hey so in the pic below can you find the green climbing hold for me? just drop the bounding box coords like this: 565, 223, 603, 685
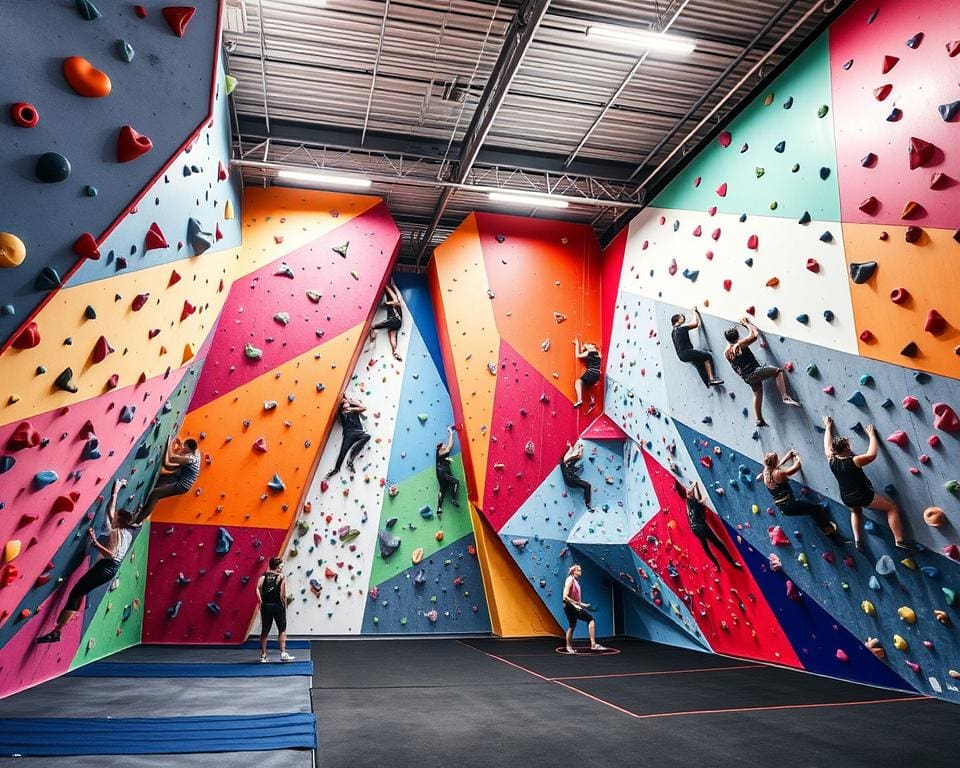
945, 480, 959, 495
755, 167, 765, 178
417, 414, 428, 423
244, 343, 263, 360
76, 0, 101, 20
225, 75, 238, 95
117, 39, 135, 62
769, 201, 778, 210
806, 364, 819, 377
85, 185, 98, 197
943, 587, 956, 606
817, 104, 829, 118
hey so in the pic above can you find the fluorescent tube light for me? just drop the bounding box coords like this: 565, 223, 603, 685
488, 191, 570, 209
276, 170, 372, 188
586, 26, 696, 55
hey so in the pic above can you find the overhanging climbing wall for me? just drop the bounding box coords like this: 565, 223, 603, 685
603, 0, 960, 702
0, 2, 238, 697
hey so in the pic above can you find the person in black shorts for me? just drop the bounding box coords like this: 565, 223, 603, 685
572, 338, 601, 408
723, 317, 800, 427
138, 435, 201, 521
823, 415, 909, 551
369, 280, 403, 361
435, 425, 461, 516
562, 564, 606, 654
37, 479, 137, 643
561, 441, 593, 511
325, 396, 371, 479
670, 307, 723, 388
677, 479, 741, 571
257, 557, 295, 662
759, 449, 848, 546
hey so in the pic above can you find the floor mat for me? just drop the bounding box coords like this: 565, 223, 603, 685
68, 660, 313, 678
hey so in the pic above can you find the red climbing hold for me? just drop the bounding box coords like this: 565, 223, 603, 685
716, 182, 727, 197
217, 161, 228, 181
117, 125, 153, 162
161, 6, 196, 37
881, 55, 899, 74
169, 270, 182, 286
747, 234, 759, 250
215, 223, 223, 241
948, 40, 960, 57
132, 293, 150, 311
52, 494, 77, 513
722, 279, 732, 292
10, 102, 39, 128
805, 258, 820, 273
2, 565, 18, 587
7, 422, 40, 451
252, 437, 268, 453
873, 84, 892, 101
769, 526, 790, 546
145, 222, 169, 251
944, 544, 960, 560
908, 137, 935, 170
785, 580, 801, 601
699, 456, 713, 469
73, 232, 100, 260
745, 306, 756, 316
718, 131, 732, 148
91, 335, 114, 363
711, 228, 721, 240
900, 200, 922, 220
11, 322, 40, 350
180, 300, 196, 321
904, 226, 922, 244
924, 309, 947, 335
890, 287, 909, 304
886, 430, 908, 447
858, 196, 879, 215
134, 4, 147, 17
902, 395, 919, 411
932, 403, 960, 432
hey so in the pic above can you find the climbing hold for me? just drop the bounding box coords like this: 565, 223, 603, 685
835, 649, 848, 663
865, 638, 884, 659
766, 307, 779, 320
411, 547, 424, 565
3, 540, 21, 563
273, 312, 290, 326
782, 96, 793, 109
332, 242, 349, 257
0, 232, 26, 268
892, 635, 908, 651
131, 293, 150, 311
939, 101, 960, 122
908, 137, 935, 170
54, 367, 78, 393
944, 587, 957, 606
859, 330, 873, 342
12, 322, 41, 350
901, 200, 922, 220
117, 125, 153, 163
187, 218, 213, 254
932, 403, 960, 432
62, 56, 112, 97
161, 6, 197, 37
805, 258, 820, 273
72, 232, 100, 261
796, 314, 809, 325
768, 526, 790, 547
267, 473, 285, 492
747, 234, 759, 250
861, 600, 876, 616
7, 422, 40, 452
91, 335, 114, 363
0, 457, 14, 474
765, 277, 779, 287
682, 269, 699, 282
905, 32, 923, 49
861, 152, 877, 167
886, 431, 908, 448
35, 152, 71, 183
118, 405, 136, 423
774, 141, 785, 153
145, 222, 168, 251
117, 39, 135, 62
252, 437, 268, 453
898, 606, 917, 624
944, 545, 960, 560
785, 580, 801, 601
715, 182, 727, 197
847, 390, 866, 407
823, 309, 834, 322
180, 300, 196, 322
923, 310, 947, 335
819, 167, 831, 180
904, 226, 922, 244
873, 84, 892, 101
881, 55, 899, 73
875, 555, 895, 577
858, 196, 879, 215
10, 102, 39, 128
886, 108, 902, 122
215, 527, 234, 554
717, 131, 731, 148
33, 470, 58, 489
935, 610, 951, 625
379, 530, 400, 559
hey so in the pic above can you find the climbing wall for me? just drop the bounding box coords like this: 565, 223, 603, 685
0, 1, 237, 697
602, 0, 960, 702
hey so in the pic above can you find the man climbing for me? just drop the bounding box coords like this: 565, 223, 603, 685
562, 564, 607, 654
572, 338, 601, 409
677, 478, 742, 571
37, 479, 137, 644
368, 280, 403, 361
138, 434, 201, 521
723, 317, 800, 427
325, 396, 371, 479
560, 441, 594, 511
670, 306, 723, 388
822, 415, 911, 551
435, 425, 460, 517
257, 557, 295, 663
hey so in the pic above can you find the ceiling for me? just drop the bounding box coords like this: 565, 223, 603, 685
225, 0, 850, 268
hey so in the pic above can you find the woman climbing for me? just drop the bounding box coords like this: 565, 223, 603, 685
823, 415, 911, 551
37, 479, 137, 644
758, 449, 848, 546
369, 280, 403, 361
324, 396, 371, 479
670, 306, 723, 388
677, 478, 742, 571
723, 317, 800, 427
560, 441, 594, 511
572, 337, 601, 408
562, 564, 607, 654
435, 425, 460, 516
138, 435, 201, 521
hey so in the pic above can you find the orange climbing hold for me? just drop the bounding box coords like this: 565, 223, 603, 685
62, 56, 112, 97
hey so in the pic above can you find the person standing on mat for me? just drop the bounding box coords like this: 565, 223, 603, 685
37, 479, 137, 644
822, 415, 911, 551
677, 479, 741, 571
561, 441, 594, 511
562, 564, 606, 654
325, 396, 371, 479
723, 317, 800, 427
758, 449, 849, 546
670, 307, 723, 388
435, 425, 460, 517
257, 557, 295, 663
138, 435, 201, 521
572, 338, 601, 408
368, 280, 403, 361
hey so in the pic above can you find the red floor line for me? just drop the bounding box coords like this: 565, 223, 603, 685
629, 695, 930, 720
456, 640, 551, 682
551, 664, 765, 682
551, 679, 642, 719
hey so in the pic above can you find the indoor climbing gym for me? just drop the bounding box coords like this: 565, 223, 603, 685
2, 1, 960, 766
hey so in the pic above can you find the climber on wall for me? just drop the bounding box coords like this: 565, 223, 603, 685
435, 425, 460, 517
368, 280, 403, 361
324, 395, 371, 479
572, 337, 601, 408
562, 564, 607, 654
677, 478, 742, 571
37, 479, 137, 644
137, 435, 201, 521
758, 449, 849, 546
723, 317, 800, 427
822, 415, 912, 551
560, 441, 594, 511
257, 557, 295, 663
670, 306, 723, 388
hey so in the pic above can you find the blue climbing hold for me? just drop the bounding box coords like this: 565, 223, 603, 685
215, 527, 234, 554
796, 313, 809, 324
267, 473, 285, 492
875, 555, 896, 576
119, 405, 136, 423
34, 470, 58, 489
167, 601, 182, 618
0, 456, 15, 474
868, 575, 881, 590
767, 307, 779, 320
939, 100, 960, 122
1, 305, 14, 317
187, 218, 214, 255
847, 390, 866, 407
420, 505, 433, 519
682, 269, 699, 282
774, 140, 786, 153
35, 266, 62, 291
921, 565, 940, 579
859, 374, 874, 386
823, 310, 834, 322
82, 437, 101, 460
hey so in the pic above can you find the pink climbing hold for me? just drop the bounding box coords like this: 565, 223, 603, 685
944, 544, 960, 560
890, 287, 909, 304
145, 222, 168, 251
835, 648, 848, 662
768, 526, 790, 546
932, 403, 960, 432
924, 309, 947, 335
716, 182, 728, 197
711, 228, 721, 240
718, 131, 732, 148
785, 580, 801, 601
902, 395, 919, 411
908, 137, 935, 170
905, 660, 921, 674
252, 437, 268, 453
886, 430, 908, 447
823, 385, 835, 395
927, 435, 941, 448
805, 258, 819, 273
668, 259, 677, 276
692, 225, 701, 237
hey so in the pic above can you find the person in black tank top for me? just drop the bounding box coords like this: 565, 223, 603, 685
369, 280, 403, 361
138, 435, 202, 521
573, 338, 601, 409
257, 558, 295, 662
759, 450, 847, 545
670, 307, 723, 388
561, 441, 593, 510
676, 479, 741, 571
723, 318, 800, 427
822, 416, 911, 551
435, 425, 461, 516
325, 396, 372, 479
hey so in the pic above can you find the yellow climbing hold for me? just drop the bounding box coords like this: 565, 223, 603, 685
898, 606, 917, 624
224, 199, 235, 220
0, 232, 26, 268
751, 504, 759, 515
412, 547, 424, 565
3, 540, 21, 563
900, 557, 916, 570
893, 634, 908, 651
797, 552, 809, 567
861, 600, 876, 616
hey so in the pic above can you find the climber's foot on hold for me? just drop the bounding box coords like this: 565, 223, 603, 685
450, 497, 460, 508
346, 461, 355, 474
708, 378, 723, 387
782, 397, 801, 407
895, 539, 918, 551
732, 561, 743, 570
324, 469, 337, 480
36, 631, 61, 644
756, 419, 769, 428
855, 540, 864, 552
573, 401, 582, 408
393, 351, 402, 361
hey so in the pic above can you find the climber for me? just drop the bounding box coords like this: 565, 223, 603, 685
560, 441, 593, 511
137, 435, 201, 521
257, 557, 295, 663
368, 280, 403, 361
677, 478, 742, 571
822, 415, 911, 551
670, 307, 723, 387
723, 317, 800, 427
572, 338, 601, 408
758, 449, 848, 546
435, 425, 460, 516
562, 564, 607, 653
37, 479, 136, 644
324, 396, 371, 479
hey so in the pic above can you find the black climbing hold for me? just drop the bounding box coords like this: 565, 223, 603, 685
35, 266, 62, 291
739, 213, 747, 223
849, 261, 877, 284
953, 229, 960, 244
900, 341, 919, 358
842, 59, 854, 70
867, 9, 878, 24
774, 140, 786, 153
0, 456, 15, 474
54, 367, 78, 393
819, 167, 831, 180
906, 32, 923, 49
886, 107, 902, 122
819, 230, 833, 243
35, 152, 71, 183
861, 152, 877, 167
84, 305, 97, 319
798, 211, 811, 225
782, 96, 793, 109
379, 530, 401, 559
913, 371, 930, 384
135, 443, 150, 459
940, 101, 960, 122
76, 0, 101, 20
880, 398, 894, 409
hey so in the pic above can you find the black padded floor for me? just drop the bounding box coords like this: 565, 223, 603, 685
313, 637, 960, 768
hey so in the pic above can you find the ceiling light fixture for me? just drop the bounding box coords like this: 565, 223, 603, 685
586, 25, 696, 55
488, 191, 570, 209
276, 170, 372, 189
